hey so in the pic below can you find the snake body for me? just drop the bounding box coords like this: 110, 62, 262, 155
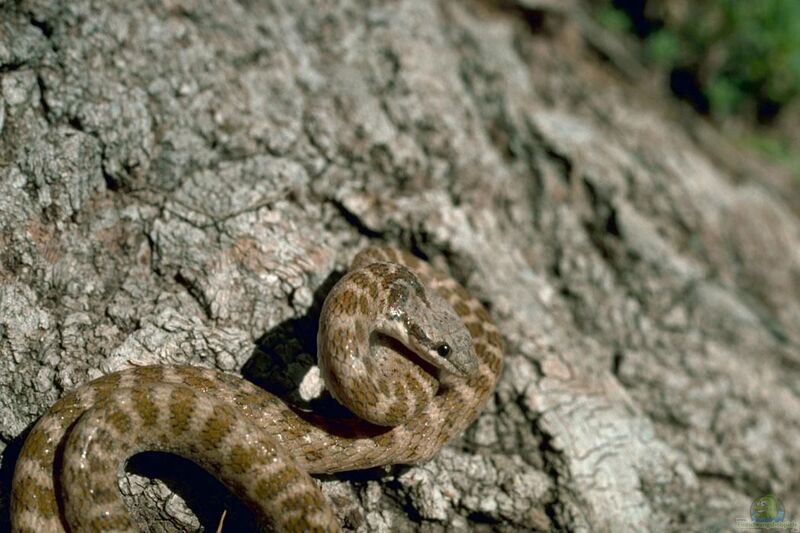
10, 247, 504, 532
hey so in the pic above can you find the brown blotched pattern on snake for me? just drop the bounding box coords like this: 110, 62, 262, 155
10, 246, 504, 532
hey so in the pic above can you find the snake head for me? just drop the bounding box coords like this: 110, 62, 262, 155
379, 269, 479, 379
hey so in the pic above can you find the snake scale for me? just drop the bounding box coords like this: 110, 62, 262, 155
10, 246, 504, 532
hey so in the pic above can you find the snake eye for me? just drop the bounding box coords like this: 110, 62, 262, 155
436, 343, 451, 358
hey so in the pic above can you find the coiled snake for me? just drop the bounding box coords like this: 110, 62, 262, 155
10, 246, 504, 532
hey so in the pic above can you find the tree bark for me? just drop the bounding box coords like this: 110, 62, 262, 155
1, 0, 799, 531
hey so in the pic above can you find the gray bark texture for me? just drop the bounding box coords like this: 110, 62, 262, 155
1, 0, 800, 531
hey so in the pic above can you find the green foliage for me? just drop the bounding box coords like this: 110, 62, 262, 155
597, 6, 632, 33
644, 29, 680, 68
600, 0, 800, 120
706, 78, 741, 117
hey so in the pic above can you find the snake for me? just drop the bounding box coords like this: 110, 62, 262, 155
10, 246, 504, 532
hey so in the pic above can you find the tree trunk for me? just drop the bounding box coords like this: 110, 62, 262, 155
1, 0, 799, 531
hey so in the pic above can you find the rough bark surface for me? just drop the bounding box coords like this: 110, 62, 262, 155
1, 0, 799, 531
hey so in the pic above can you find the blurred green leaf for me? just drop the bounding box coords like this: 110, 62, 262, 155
597, 7, 632, 33
707, 78, 743, 116
645, 30, 681, 67
599, 0, 800, 120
